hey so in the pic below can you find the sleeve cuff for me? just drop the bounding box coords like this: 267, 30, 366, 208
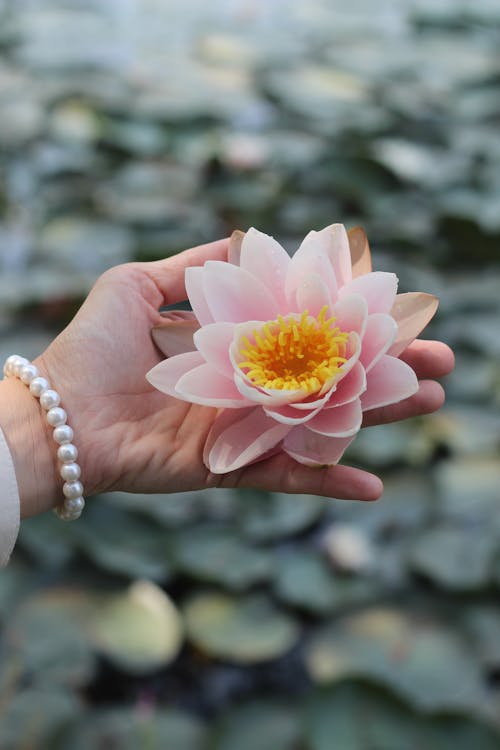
0, 425, 21, 566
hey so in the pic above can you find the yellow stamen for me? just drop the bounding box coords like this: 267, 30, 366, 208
238, 306, 349, 394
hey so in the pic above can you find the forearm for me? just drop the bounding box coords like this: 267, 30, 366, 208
0, 360, 59, 519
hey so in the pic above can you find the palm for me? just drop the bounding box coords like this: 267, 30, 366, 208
41, 264, 219, 497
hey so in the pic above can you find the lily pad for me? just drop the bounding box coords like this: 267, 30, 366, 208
183, 592, 299, 664
214, 700, 302, 750
59, 707, 208, 750
273, 549, 381, 615
3, 589, 96, 688
170, 525, 272, 590
87, 581, 183, 674
73, 504, 172, 582
305, 681, 500, 750
237, 490, 326, 542
0, 689, 82, 750
305, 607, 486, 712
409, 525, 497, 590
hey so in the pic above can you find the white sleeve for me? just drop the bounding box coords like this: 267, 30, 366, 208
0, 425, 21, 567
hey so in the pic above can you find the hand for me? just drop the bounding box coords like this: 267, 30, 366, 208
4, 240, 454, 518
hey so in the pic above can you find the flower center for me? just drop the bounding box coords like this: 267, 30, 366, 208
238, 306, 349, 394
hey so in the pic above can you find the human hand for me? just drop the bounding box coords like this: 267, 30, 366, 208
4, 240, 453, 518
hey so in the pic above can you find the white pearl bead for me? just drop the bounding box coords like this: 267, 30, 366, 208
20, 364, 39, 384
57, 443, 78, 463
12, 357, 29, 377
53, 425, 74, 444
3, 356, 21, 376
63, 480, 84, 499
30, 376, 49, 397
55, 506, 81, 521
64, 496, 85, 513
40, 389, 61, 410
60, 462, 81, 482
47, 406, 67, 427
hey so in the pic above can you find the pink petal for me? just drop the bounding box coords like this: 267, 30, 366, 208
283, 427, 355, 467
152, 313, 200, 357
315, 223, 353, 288
285, 232, 338, 309
361, 355, 419, 411
175, 363, 250, 407
360, 313, 398, 372
228, 229, 245, 265
388, 292, 439, 357
325, 362, 366, 408
307, 399, 362, 437
339, 272, 398, 314
240, 228, 290, 312
204, 407, 290, 473
263, 401, 324, 426
295, 273, 333, 317
146, 351, 205, 396
185, 267, 215, 326
193, 322, 235, 378
234, 372, 306, 407
333, 293, 368, 337
348, 226, 372, 278
202, 260, 278, 322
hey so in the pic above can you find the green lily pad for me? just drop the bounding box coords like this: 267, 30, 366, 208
305, 681, 500, 750
73, 504, 172, 582
170, 525, 272, 590
183, 592, 299, 664
273, 549, 381, 615
409, 525, 497, 590
305, 607, 486, 712
214, 700, 302, 750
0, 688, 82, 750
3, 589, 96, 688
237, 490, 326, 542
18, 512, 76, 568
463, 606, 500, 669
87, 580, 183, 674
59, 707, 208, 750
105, 490, 203, 527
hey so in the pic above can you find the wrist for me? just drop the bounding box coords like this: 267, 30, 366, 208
0, 364, 60, 519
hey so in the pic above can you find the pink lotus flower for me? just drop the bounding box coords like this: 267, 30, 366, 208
147, 225, 438, 473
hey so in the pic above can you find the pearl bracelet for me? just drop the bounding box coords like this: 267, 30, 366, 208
3, 355, 85, 521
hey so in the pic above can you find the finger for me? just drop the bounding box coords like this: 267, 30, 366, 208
216, 451, 383, 501
399, 340, 455, 379
362, 379, 445, 428
144, 238, 229, 305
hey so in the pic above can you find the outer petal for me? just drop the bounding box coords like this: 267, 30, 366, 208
228, 229, 245, 265
263, 400, 324, 426
307, 399, 362, 437
193, 322, 235, 378
339, 272, 398, 314
283, 427, 355, 467
347, 226, 372, 278
361, 355, 419, 411
325, 361, 366, 408
185, 267, 215, 326
202, 260, 278, 322
146, 351, 205, 396
388, 292, 439, 357
240, 228, 290, 312
333, 293, 368, 337
204, 407, 290, 473
175, 363, 250, 407
360, 313, 398, 373
152, 312, 199, 357
295, 272, 333, 317
315, 223, 353, 288
285, 232, 338, 309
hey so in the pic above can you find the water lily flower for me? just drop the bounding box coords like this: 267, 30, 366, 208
147, 225, 438, 473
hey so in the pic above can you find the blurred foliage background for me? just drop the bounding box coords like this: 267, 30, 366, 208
1, 0, 500, 748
